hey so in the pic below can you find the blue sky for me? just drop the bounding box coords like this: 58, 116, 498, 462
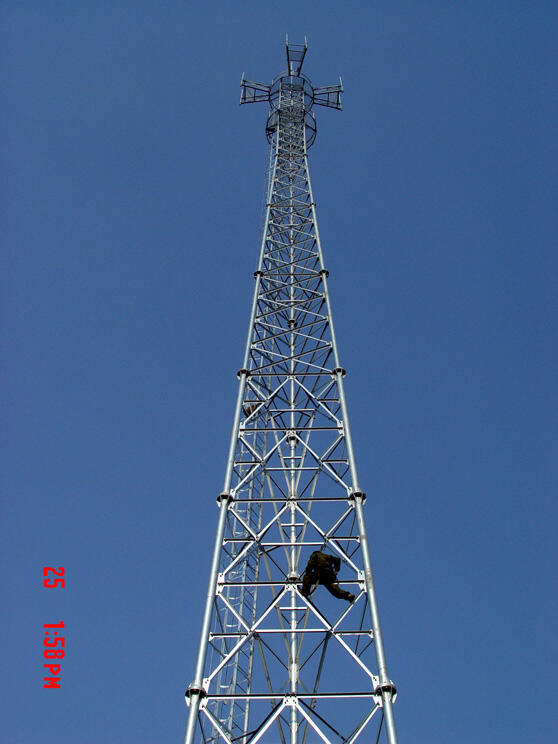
2, 2, 556, 742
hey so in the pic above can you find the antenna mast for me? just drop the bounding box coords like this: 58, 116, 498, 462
184, 39, 399, 744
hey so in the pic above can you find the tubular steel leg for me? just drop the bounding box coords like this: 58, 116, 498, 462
184, 498, 229, 744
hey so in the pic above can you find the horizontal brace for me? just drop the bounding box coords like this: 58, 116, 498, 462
235, 461, 349, 467
218, 580, 361, 587
252, 467, 348, 472
277, 606, 308, 611
231, 497, 352, 502
244, 408, 338, 413
206, 693, 377, 700
218, 581, 290, 586
247, 372, 338, 377
240, 427, 342, 433
222, 540, 360, 548
223, 541, 345, 546
210, 629, 371, 637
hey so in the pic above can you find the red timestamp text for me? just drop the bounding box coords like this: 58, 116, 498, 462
43, 567, 66, 689
43, 566, 65, 588
44, 622, 65, 688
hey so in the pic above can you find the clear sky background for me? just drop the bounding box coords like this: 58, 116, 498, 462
2, 2, 556, 743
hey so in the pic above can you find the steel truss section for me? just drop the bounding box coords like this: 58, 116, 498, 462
184, 40, 399, 744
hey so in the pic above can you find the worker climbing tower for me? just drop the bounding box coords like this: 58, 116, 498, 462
184, 39, 399, 744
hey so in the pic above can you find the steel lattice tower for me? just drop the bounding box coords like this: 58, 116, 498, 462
184, 39, 399, 744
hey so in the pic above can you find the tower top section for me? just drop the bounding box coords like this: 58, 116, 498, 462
285, 34, 307, 75
240, 37, 343, 147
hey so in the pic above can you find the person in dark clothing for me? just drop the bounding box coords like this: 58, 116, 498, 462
300, 551, 355, 602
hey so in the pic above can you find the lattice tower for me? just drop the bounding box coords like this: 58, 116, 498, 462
184, 38, 399, 744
